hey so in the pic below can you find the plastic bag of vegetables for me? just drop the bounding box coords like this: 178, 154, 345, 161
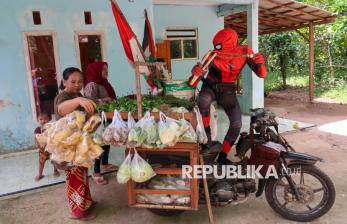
131, 149, 156, 183
178, 117, 197, 143
117, 152, 132, 184
141, 115, 159, 148
103, 109, 128, 146
194, 107, 208, 144
127, 112, 136, 130
158, 112, 185, 147
127, 112, 151, 147
93, 111, 107, 146
113, 110, 129, 145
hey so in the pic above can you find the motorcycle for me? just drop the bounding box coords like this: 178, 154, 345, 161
147, 108, 335, 222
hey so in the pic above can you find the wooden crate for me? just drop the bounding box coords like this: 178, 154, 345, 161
125, 143, 200, 210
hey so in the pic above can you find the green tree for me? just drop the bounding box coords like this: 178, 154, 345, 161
260, 32, 301, 88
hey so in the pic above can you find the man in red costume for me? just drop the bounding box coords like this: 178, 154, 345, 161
188, 28, 267, 164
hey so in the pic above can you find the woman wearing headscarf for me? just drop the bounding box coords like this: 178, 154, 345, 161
84, 61, 118, 185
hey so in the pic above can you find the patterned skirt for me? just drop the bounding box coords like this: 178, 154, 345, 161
66, 166, 92, 218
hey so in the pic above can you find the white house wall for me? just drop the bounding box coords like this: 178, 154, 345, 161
153, 5, 224, 80
0, 0, 153, 152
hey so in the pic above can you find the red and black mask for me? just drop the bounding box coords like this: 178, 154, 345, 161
213, 28, 238, 53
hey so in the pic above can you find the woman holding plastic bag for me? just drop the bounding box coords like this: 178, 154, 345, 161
84, 61, 118, 185
54, 67, 97, 221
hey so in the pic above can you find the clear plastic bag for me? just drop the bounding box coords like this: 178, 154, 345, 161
127, 112, 151, 148
131, 149, 156, 183
194, 107, 208, 144
83, 114, 101, 133
141, 115, 158, 148
117, 152, 132, 184
103, 109, 128, 146
67, 111, 86, 130
127, 112, 136, 131
93, 112, 107, 146
158, 112, 181, 147
178, 116, 197, 143
73, 133, 103, 168
113, 110, 128, 146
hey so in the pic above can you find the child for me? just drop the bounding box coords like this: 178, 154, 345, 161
54, 67, 97, 221
34, 111, 60, 181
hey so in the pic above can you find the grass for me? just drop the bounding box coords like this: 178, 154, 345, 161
315, 85, 347, 103
265, 71, 347, 104
265, 72, 308, 92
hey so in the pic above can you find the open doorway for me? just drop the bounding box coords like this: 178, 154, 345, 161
23, 32, 60, 119
75, 31, 106, 75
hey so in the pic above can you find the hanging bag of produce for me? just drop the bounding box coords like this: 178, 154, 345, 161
158, 112, 178, 146
131, 149, 156, 183
127, 112, 136, 130
178, 114, 197, 143
117, 151, 133, 184
127, 112, 151, 147
93, 111, 107, 146
102, 109, 127, 146
141, 114, 159, 148
158, 112, 187, 146
113, 110, 129, 146
102, 109, 118, 145
194, 107, 208, 144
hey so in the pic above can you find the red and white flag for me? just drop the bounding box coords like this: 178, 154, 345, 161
110, 0, 150, 76
142, 9, 156, 58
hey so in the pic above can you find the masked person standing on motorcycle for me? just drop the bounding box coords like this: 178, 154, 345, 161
188, 28, 267, 164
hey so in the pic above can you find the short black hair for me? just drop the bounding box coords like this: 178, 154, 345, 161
59, 67, 82, 90
38, 110, 51, 119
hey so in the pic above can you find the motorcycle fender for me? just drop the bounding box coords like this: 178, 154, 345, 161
282, 151, 322, 166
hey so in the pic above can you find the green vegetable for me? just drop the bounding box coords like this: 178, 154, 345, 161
96, 95, 194, 113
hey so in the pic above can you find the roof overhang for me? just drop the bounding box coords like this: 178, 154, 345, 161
153, 0, 337, 36
224, 0, 337, 36
153, 0, 253, 6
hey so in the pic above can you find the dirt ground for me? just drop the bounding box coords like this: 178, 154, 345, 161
1, 92, 347, 224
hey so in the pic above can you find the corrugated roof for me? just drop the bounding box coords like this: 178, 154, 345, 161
225, 0, 337, 36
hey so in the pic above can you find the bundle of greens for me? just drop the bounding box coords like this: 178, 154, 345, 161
96, 95, 194, 113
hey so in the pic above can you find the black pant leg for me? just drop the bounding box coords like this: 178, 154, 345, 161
101, 145, 111, 165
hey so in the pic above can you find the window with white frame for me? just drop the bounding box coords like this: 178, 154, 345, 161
166, 28, 198, 60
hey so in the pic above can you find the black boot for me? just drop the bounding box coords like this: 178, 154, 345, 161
217, 151, 233, 165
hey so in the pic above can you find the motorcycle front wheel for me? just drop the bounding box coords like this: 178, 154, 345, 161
265, 165, 335, 222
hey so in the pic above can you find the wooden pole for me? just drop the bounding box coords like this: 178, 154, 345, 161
200, 155, 215, 224
309, 22, 315, 103
135, 64, 143, 118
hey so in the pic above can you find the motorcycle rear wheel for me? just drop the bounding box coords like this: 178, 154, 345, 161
265, 165, 335, 222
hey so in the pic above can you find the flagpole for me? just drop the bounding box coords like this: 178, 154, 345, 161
135, 63, 142, 118
111, 0, 147, 118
